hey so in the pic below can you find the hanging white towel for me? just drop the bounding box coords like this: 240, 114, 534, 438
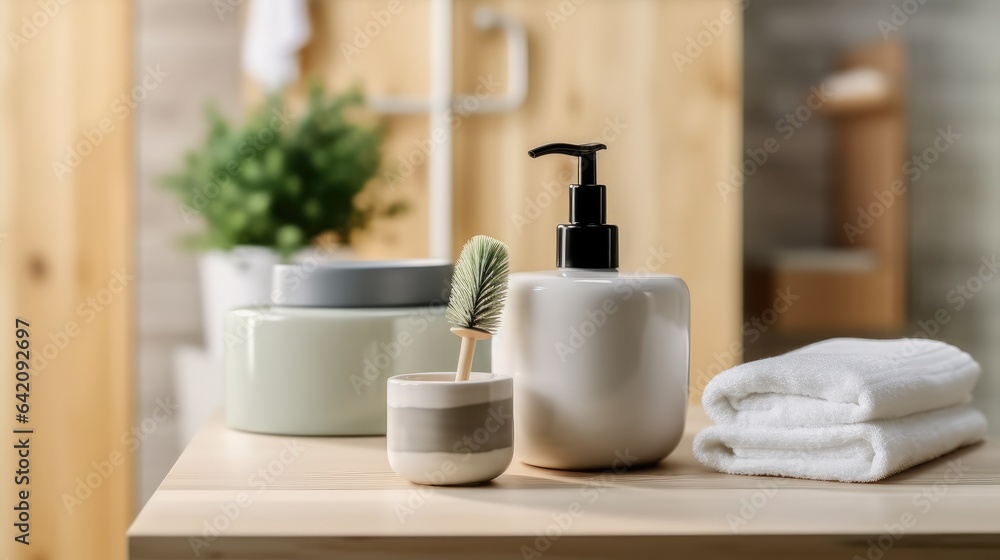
702, 338, 981, 428
693, 404, 987, 482
242, 0, 311, 92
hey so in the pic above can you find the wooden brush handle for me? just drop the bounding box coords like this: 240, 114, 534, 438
455, 337, 476, 382
451, 327, 492, 382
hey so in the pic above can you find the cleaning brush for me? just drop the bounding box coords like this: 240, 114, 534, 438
447, 235, 510, 381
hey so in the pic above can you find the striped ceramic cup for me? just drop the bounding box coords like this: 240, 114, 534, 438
387, 372, 513, 485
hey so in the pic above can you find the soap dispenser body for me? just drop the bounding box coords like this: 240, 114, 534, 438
493, 270, 689, 470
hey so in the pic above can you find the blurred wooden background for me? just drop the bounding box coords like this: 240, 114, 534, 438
297, 0, 743, 398
0, 0, 740, 558
0, 1, 132, 560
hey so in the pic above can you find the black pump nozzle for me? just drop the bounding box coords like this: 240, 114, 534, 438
528, 142, 618, 270
528, 142, 606, 186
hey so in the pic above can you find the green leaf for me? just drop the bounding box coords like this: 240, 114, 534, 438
275, 225, 303, 252
245, 192, 271, 215
159, 85, 399, 254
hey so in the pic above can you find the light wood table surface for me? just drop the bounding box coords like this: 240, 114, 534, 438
128, 408, 1000, 559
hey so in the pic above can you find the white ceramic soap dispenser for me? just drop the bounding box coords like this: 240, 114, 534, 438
493, 142, 690, 471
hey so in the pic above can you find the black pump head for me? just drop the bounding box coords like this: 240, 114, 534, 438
528, 142, 619, 269
528, 142, 606, 185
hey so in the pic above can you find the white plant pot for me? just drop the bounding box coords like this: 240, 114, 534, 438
198, 246, 282, 362
198, 245, 354, 361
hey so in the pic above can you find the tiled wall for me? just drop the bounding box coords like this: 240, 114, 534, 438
744, 0, 1000, 429
136, 0, 242, 509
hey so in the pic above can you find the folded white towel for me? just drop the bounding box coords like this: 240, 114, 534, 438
703, 338, 980, 428
693, 405, 987, 482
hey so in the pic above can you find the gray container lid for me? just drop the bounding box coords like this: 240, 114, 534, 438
273, 259, 453, 308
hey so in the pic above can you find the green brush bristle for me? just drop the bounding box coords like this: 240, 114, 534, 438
446, 235, 510, 334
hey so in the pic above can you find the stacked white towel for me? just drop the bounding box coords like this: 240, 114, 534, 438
694, 338, 988, 482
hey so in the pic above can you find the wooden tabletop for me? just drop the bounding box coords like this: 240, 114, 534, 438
128, 408, 1000, 560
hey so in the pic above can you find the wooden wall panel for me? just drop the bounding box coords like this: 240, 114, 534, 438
297, 0, 741, 396
0, 1, 133, 559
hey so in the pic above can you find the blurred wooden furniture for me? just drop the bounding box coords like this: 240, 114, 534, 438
129, 408, 1000, 559
0, 2, 133, 559
760, 40, 907, 333
292, 0, 743, 394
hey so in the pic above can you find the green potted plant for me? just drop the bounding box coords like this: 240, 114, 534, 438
164, 86, 403, 359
